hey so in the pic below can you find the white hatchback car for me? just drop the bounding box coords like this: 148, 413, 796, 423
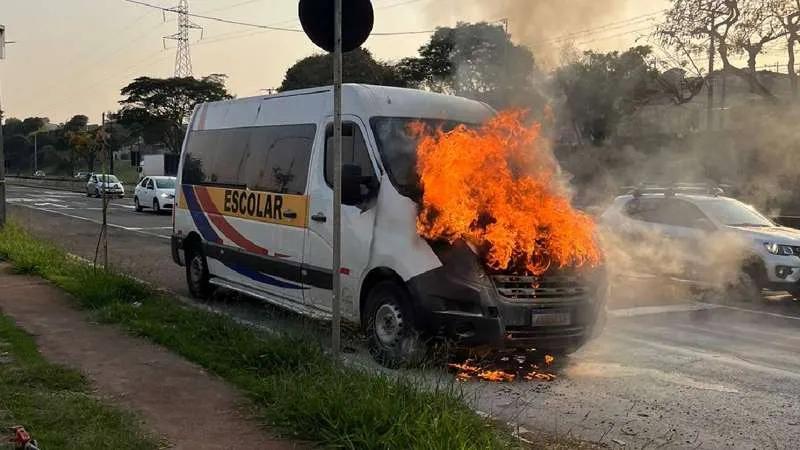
600, 185, 800, 300
134, 176, 176, 213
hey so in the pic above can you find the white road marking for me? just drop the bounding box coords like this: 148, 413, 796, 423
608, 303, 722, 318
12, 203, 170, 240
614, 334, 800, 380
697, 302, 800, 322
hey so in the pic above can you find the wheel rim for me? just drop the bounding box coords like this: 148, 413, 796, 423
189, 255, 204, 291
374, 303, 404, 348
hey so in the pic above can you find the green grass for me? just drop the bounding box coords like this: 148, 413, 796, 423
0, 315, 161, 450
0, 223, 520, 450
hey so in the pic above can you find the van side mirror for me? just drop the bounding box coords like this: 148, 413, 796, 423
341, 164, 365, 206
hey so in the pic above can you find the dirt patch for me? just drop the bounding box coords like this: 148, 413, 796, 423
0, 264, 304, 450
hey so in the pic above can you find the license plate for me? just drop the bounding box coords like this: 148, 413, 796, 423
531, 312, 571, 327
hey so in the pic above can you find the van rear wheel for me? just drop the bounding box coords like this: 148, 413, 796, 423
365, 281, 424, 368
186, 245, 214, 300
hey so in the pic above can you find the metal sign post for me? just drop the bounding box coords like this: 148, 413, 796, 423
331, 0, 343, 357
0, 25, 7, 229
297, 0, 373, 359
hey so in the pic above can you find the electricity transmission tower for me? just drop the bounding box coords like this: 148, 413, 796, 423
163, 0, 202, 78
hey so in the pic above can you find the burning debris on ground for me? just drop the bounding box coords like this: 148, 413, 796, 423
448, 350, 558, 383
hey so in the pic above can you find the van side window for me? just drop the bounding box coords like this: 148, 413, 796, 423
324, 122, 375, 187
245, 124, 316, 195
209, 128, 249, 186
181, 131, 215, 185
181, 124, 315, 195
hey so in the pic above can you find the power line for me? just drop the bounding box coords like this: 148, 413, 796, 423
124, 0, 439, 36
125, 0, 304, 32
38, 49, 170, 117
199, 0, 265, 15
530, 11, 665, 46
574, 24, 659, 46
553, 10, 665, 41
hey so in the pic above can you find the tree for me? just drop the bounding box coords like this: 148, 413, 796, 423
555, 46, 661, 145
64, 115, 89, 132
278, 48, 407, 92
657, 0, 777, 99
2, 116, 51, 173
396, 22, 537, 109
118, 75, 233, 153
21, 117, 47, 135
65, 126, 106, 172
732, 0, 786, 85
768, 0, 800, 97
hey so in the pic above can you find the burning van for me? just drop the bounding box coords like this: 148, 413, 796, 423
171, 84, 608, 368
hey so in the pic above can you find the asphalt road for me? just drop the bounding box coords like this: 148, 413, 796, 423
6, 184, 800, 449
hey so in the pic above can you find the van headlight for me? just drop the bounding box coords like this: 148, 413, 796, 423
161, 193, 168, 198
764, 242, 794, 256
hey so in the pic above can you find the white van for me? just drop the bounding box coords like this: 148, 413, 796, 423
171, 84, 608, 367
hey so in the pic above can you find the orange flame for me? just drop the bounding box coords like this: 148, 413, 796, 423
413, 110, 600, 275
448, 354, 557, 383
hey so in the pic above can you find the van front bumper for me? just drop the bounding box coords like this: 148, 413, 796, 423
407, 242, 608, 353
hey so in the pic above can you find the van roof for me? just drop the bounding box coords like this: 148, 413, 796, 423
191, 84, 496, 131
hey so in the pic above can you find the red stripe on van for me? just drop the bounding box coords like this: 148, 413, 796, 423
193, 186, 272, 256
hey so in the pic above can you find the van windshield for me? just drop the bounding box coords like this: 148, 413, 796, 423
369, 117, 479, 199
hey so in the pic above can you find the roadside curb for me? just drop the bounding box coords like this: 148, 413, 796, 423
64, 253, 283, 336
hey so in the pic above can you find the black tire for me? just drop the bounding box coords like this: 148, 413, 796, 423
153, 198, 161, 214
134, 197, 143, 212
787, 288, 800, 300
364, 281, 424, 368
185, 245, 214, 300
94, 188, 100, 198
725, 270, 763, 303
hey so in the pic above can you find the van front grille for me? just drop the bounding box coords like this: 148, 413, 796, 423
491, 274, 591, 303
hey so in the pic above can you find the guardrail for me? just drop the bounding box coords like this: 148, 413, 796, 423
5, 176, 86, 193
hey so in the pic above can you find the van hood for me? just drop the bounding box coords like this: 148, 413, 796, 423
727, 225, 800, 244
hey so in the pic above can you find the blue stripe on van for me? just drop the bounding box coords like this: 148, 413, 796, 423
223, 262, 307, 291
182, 185, 221, 243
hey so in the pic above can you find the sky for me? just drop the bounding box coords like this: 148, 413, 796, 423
0, 0, 749, 125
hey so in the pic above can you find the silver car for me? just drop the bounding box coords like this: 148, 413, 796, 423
87, 173, 125, 198
599, 185, 800, 300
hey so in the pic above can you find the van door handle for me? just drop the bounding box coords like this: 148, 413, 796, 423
284, 210, 298, 219
311, 212, 327, 223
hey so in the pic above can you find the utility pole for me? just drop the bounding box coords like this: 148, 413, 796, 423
164, 0, 202, 78
706, 3, 715, 131
331, 0, 343, 358
0, 24, 8, 229
501, 18, 510, 107
101, 112, 108, 268
719, 69, 727, 129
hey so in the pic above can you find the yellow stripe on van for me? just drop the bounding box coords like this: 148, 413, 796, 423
178, 185, 309, 228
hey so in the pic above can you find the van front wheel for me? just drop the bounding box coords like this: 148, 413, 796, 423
365, 281, 424, 368
186, 245, 214, 300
